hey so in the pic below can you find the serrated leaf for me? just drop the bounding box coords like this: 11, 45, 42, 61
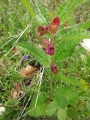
55, 96, 68, 108
54, 73, 78, 85
55, 27, 90, 62
54, 87, 79, 104
78, 21, 90, 30
67, 76, 81, 86
57, 107, 67, 120
57, 27, 90, 40
56, 0, 89, 24
55, 39, 79, 61
67, 108, 78, 119
35, 1, 49, 24
16, 42, 51, 67
66, 89, 79, 101
46, 101, 58, 116
27, 94, 47, 117
54, 86, 68, 97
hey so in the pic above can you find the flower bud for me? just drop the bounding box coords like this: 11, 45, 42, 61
49, 17, 60, 34
50, 63, 58, 74
37, 26, 49, 36
45, 43, 54, 56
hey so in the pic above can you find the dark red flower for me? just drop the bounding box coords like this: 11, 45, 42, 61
42, 39, 54, 56
37, 17, 60, 36
49, 17, 60, 34
37, 26, 49, 36
45, 43, 54, 56
50, 63, 58, 74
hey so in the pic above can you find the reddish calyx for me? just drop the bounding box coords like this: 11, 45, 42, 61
49, 17, 60, 34
42, 39, 54, 56
37, 26, 49, 36
45, 43, 54, 56
50, 63, 58, 74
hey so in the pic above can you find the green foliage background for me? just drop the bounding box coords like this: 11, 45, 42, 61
0, 0, 90, 120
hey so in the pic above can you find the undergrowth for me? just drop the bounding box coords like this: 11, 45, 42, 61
0, 0, 90, 120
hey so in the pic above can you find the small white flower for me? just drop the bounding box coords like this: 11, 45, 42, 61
0, 107, 5, 115
81, 39, 90, 51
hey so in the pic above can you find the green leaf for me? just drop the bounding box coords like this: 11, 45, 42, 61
54, 86, 69, 97
66, 89, 79, 101
55, 96, 68, 108
54, 74, 71, 83
54, 87, 79, 103
35, 1, 49, 24
78, 21, 90, 30
55, 39, 78, 61
67, 76, 81, 86
46, 101, 58, 116
55, 28, 90, 62
67, 108, 78, 119
86, 100, 90, 113
54, 73, 78, 85
57, 107, 67, 120
56, 0, 89, 24
27, 94, 47, 117
57, 27, 90, 40
16, 42, 51, 67
22, 0, 35, 17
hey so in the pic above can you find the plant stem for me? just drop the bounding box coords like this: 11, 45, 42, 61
50, 79, 52, 94
50, 72, 53, 99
